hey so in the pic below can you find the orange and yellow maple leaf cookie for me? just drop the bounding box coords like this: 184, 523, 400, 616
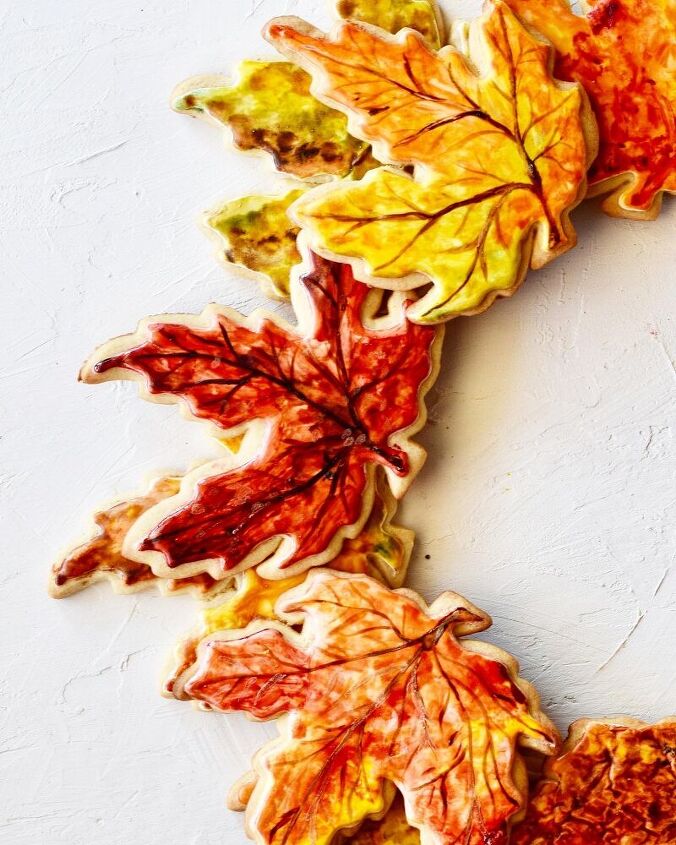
173, 570, 559, 845
266, 0, 597, 323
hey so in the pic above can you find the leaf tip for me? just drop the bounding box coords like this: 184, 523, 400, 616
90, 355, 119, 377
171, 79, 207, 115
263, 17, 295, 45
172, 91, 199, 113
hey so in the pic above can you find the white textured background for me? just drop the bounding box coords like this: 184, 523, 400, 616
1, 0, 674, 842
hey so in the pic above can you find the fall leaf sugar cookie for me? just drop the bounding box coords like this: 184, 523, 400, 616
173, 60, 368, 180
204, 190, 305, 301
49, 1, 674, 843
78, 251, 441, 582
171, 1, 444, 182
504, 0, 676, 219
50, 475, 218, 598
336, 0, 444, 48
172, 570, 559, 845
266, 0, 598, 323
512, 717, 676, 843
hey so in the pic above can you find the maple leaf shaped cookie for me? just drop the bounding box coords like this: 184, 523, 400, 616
173, 570, 558, 845
512, 717, 676, 843
80, 252, 440, 582
266, 0, 597, 323
504, 0, 675, 219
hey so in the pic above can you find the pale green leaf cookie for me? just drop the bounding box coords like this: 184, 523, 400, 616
206, 189, 305, 300
336, 0, 443, 47
173, 61, 367, 179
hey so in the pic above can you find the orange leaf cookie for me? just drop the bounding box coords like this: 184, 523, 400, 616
50, 476, 217, 597
173, 570, 559, 845
512, 717, 676, 844
266, 0, 597, 322
504, 0, 675, 218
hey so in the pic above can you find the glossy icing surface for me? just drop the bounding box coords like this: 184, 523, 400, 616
35, 1, 674, 842
505, 0, 675, 216
85, 254, 438, 576
181, 571, 558, 845
162, 477, 413, 691
268, 0, 594, 323
348, 797, 420, 845
173, 60, 367, 179
336, 0, 442, 47
52, 476, 215, 596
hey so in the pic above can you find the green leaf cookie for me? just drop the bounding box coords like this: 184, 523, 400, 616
336, 0, 443, 47
173, 61, 367, 179
206, 189, 305, 300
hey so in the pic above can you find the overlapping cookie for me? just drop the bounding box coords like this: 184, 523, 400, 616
68, 249, 440, 585
174, 1, 444, 299
504, 0, 675, 219
512, 717, 676, 843
51, 468, 412, 600
171, 570, 559, 845
266, 0, 597, 323
172, 0, 443, 178
162, 473, 414, 692
50, 2, 674, 843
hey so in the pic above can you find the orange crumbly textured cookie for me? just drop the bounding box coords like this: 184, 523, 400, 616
512, 717, 676, 844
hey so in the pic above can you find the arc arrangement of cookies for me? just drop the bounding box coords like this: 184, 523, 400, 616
50, 1, 675, 843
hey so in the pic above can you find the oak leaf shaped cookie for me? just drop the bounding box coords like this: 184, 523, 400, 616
173, 570, 558, 845
504, 0, 675, 219
81, 253, 440, 581
512, 717, 676, 843
205, 190, 304, 300
173, 61, 368, 179
266, 0, 597, 323
336, 0, 443, 48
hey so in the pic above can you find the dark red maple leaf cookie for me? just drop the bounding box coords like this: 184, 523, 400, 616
81, 252, 441, 580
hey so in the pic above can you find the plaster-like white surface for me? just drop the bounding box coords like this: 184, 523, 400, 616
1, 1, 674, 843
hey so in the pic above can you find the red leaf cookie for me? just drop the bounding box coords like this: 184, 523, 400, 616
504, 0, 676, 218
81, 253, 441, 581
